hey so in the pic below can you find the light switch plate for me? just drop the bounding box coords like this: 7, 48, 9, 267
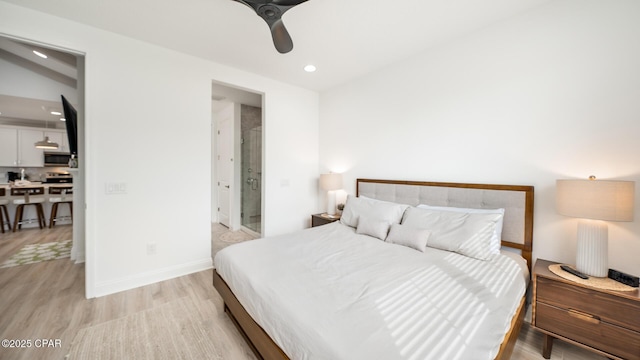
105, 182, 127, 194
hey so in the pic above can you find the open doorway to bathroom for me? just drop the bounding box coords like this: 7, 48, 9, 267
211, 81, 263, 236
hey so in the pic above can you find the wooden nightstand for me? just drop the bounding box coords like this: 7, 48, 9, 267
532, 259, 640, 360
311, 213, 341, 227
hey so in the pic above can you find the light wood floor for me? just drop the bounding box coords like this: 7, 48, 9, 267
0, 224, 606, 360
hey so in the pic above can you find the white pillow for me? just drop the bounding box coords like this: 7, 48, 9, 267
402, 206, 502, 260
386, 223, 431, 252
417, 204, 505, 255
356, 217, 390, 241
340, 195, 408, 228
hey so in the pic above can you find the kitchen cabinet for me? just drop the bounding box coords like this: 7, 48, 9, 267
0, 127, 44, 167
0, 128, 18, 166
19, 129, 45, 166
45, 130, 69, 153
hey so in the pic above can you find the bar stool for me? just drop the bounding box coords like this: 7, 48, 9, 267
0, 188, 11, 233
48, 187, 73, 228
11, 187, 47, 232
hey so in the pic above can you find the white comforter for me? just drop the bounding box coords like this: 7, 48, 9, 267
214, 222, 527, 360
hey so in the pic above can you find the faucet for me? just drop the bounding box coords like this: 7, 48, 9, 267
20, 168, 25, 181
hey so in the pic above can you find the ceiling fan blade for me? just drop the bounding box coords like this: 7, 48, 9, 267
270, 20, 293, 53
234, 0, 307, 10
272, 0, 309, 6
232, 0, 253, 9
254, 4, 295, 53
232, 0, 308, 53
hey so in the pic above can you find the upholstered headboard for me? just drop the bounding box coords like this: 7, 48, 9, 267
356, 179, 535, 270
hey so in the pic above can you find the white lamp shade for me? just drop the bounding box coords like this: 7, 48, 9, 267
556, 179, 634, 222
319, 173, 343, 191
556, 178, 635, 277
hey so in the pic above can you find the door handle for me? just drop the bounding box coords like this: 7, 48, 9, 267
225, 185, 230, 189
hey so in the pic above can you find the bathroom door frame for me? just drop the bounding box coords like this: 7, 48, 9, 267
211, 81, 264, 235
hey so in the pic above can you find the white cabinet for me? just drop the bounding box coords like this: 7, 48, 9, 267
45, 130, 69, 153
0, 127, 44, 167
19, 129, 45, 166
0, 128, 18, 166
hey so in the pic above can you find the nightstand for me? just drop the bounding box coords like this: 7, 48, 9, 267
532, 259, 640, 360
311, 213, 341, 227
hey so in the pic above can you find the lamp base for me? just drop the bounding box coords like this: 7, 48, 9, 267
575, 219, 608, 277
326, 190, 337, 216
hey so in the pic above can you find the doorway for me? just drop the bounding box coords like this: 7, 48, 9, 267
0, 34, 86, 292
211, 82, 263, 235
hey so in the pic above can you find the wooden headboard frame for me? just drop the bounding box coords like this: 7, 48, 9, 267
356, 179, 535, 271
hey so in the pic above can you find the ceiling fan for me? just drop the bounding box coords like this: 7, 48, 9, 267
232, 0, 309, 54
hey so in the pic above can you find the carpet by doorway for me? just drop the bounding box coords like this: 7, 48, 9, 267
0, 240, 71, 268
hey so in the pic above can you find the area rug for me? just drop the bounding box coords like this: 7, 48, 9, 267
0, 240, 71, 268
67, 296, 228, 360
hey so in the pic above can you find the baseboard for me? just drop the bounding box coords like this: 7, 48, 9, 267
92, 257, 213, 298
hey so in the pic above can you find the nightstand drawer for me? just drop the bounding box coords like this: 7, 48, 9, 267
536, 302, 640, 360
537, 277, 640, 332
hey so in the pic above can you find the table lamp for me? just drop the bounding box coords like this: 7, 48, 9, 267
556, 176, 635, 277
320, 173, 343, 217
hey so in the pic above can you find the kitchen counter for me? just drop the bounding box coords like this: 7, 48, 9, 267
0, 182, 73, 230
0, 182, 72, 189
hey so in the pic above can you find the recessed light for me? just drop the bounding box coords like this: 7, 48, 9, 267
33, 50, 48, 59
60, 118, 66, 122
304, 64, 316, 73
50, 111, 62, 115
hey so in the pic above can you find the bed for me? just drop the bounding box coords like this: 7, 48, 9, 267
213, 178, 534, 360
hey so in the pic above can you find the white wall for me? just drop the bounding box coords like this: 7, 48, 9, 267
1, 1, 319, 297
319, 0, 640, 275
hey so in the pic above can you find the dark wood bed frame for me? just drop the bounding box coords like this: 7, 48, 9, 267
213, 179, 535, 360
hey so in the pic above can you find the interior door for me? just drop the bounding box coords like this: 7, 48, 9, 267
217, 114, 232, 227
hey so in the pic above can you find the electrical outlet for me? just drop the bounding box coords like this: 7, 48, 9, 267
146, 243, 157, 255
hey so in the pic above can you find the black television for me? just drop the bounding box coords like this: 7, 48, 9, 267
61, 95, 78, 157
